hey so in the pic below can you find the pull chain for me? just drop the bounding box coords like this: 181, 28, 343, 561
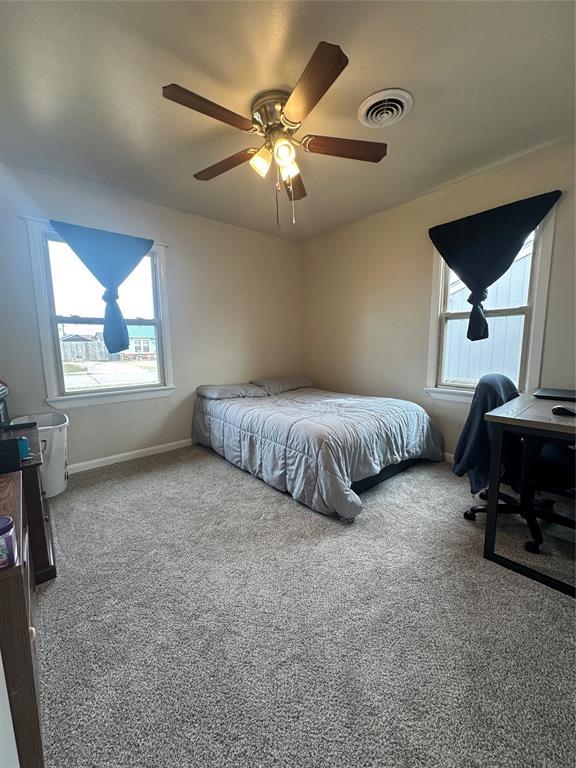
273, 167, 297, 229
275, 166, 281, 232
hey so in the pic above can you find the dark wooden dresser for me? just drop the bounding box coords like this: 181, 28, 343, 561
0, 425, 57, 584
0, 471, 45, 767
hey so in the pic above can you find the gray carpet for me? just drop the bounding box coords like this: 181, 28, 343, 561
36, 447, 575, 768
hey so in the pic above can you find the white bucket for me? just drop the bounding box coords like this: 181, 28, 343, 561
11, 413, 69, 498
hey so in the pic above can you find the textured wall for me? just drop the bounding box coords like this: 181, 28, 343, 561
0, 165, 301, 464
1, 142, 573, 464
301, 142, 575, 452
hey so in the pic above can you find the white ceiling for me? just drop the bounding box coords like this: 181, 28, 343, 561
0, 1, 573, 240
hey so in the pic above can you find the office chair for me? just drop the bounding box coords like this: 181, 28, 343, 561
453, 374, 575, 553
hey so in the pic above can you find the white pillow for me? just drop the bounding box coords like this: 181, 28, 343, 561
250, 375, 314, 396
196, 383, 268, 400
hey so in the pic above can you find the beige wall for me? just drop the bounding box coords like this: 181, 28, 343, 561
1, 142, 573, 466
0, 165, 301, 464
301, 141, 575, 452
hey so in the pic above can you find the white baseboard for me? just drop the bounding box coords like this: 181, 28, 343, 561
68, 438, 192, 475
69, 442, 455, 474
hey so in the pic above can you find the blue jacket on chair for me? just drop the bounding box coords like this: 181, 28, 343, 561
452, 374, 519, 494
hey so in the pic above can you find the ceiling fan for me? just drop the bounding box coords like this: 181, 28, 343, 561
163, 42, 388, 202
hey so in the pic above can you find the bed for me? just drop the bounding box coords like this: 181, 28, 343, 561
192, 378, 443, 521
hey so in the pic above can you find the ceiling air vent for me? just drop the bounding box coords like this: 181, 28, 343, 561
357, 88, 414, 128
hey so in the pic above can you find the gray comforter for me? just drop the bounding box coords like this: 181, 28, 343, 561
192, 387, 443, 520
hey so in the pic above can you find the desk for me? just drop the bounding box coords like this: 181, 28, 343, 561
484, 395, 576, 597
0, 425, 57, 584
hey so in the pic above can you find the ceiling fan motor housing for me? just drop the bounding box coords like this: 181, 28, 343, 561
251, 90, 292, 137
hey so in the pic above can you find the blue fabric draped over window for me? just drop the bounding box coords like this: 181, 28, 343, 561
49, 221, 154, 354
428, 190, 562, 341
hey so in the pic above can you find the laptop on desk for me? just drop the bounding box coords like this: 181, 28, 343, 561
533, 388, 576, 401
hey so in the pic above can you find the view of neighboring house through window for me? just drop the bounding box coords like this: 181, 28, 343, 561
47, 238, 165, 393
437, 231, 535, 389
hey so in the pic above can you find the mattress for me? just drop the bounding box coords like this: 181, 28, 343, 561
192, 387, 443, 521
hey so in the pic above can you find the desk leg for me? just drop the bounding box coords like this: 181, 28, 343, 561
22, 468, 57, 584
483, 427, 574, 598
519, 437, 545, 550
483, 425, 503, 558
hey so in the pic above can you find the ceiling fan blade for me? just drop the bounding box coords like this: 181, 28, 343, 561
283, 173, 307, 201
301, 135, 387, 162
282, 42, 349, 126
194, 148, 257, 181
163, 84, 256, 133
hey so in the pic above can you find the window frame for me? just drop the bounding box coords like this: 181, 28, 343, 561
26, 218, 175, 408
425, 208, 556, 403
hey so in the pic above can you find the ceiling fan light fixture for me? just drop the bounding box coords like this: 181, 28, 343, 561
249, 145, 272, 178
280, 161, 300, 182
167, 41, 388, 213
273, 138, 296, 167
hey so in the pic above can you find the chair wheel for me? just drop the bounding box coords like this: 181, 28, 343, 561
525, 540, 541, 554
463, 510, 477, 521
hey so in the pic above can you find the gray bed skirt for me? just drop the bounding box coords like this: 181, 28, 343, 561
351, 458, 420, 494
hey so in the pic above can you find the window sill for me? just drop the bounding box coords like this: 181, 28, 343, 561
424, 386, 474, 404
46, 385, 175, 409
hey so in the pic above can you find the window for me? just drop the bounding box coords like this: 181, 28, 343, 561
27, 220, 174, 407
440, 231, 534, 388
426, 212, 555, 402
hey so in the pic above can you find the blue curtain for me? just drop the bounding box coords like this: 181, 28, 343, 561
428, 190, 562, 340
50, 221, 154, 353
